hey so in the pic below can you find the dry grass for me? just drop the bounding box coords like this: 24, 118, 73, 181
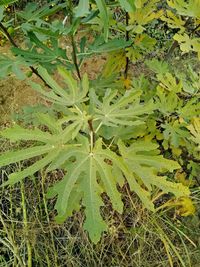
0, 153, 200, 267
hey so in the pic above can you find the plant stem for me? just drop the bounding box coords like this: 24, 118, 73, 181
88, 119, 95, 149
0, 212, 25, 266
71, 34, 82, 80
68, 0, 81, 80
95, 121, 103, 134
124, 12, 130, 79
0, 22, 17, 47
21, 182, 32, 267
41, 172, 59, 267
165, 40, 179, 60
0, 22, 51, 87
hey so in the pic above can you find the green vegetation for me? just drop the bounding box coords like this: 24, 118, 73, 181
0, 0, 200, 266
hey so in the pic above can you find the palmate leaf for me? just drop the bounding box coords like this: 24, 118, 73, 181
177, 65, 200, 94
12, 32, 71, 69
160, 10, 185, 32
178, 98, 200, 119
118, 140, 190, 199
157, 72, 182, 93
167, 0, 200, 18
129, 0, 162, 26
46, 136, 190, 243
46, 136, 155, 241
187, 118, 200, 151
0, 118, 82, 185
162, 120, 190, 148
46, 136, 124, 243
0, 55, 28, 79
29, 66, 88, 106
92, 89, 154, 127
173, 33, 200, 59
145, 59, 170, 75
156, 88, 179, 115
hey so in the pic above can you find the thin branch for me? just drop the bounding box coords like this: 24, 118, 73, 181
68, 0, 81, 81
183, 154, 200, 164
71, 34, 82, 80
191, 23, 200, 35
0, 22, 51, 87
124, 12, 130, 79
0, 22, 17, 47
165, 40, 179, 60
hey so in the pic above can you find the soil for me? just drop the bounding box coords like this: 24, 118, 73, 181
0, 76, 40, 123
0, 40, 106, 125
0, 43, 39, 124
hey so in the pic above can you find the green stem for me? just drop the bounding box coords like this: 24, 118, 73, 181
88, 119, 95, 150
0, 212, 25, 266
21, 182, 32, 267
95, 121, 103, 134
41, 172, 59, 267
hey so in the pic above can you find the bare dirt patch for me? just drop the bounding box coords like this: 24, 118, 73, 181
0, 76, 40, 124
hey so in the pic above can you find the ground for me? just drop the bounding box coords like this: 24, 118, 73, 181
0, 42, 107, 124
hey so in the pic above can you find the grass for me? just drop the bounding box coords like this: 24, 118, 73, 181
0, 146, 200, 267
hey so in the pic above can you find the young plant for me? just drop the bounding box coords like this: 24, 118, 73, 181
0, 66, 190, 243
0, 0, 199, 245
